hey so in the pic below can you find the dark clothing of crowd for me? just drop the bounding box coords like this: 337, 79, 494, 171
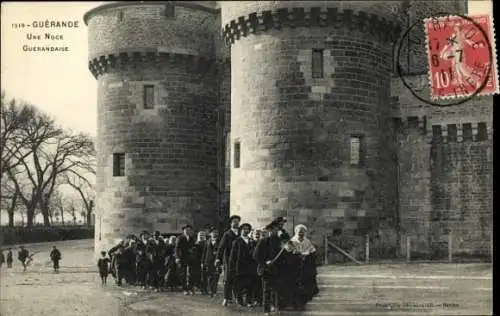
18, 248, 30, 271
102, 219, 319, 313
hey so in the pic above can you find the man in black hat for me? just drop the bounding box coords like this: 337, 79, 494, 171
253, 221, 287, 314
202, 227, 221, 297
175, 224, 197, 295
216, 214, 241, 306
274, 217, 291, 242
229, 223, 258, 307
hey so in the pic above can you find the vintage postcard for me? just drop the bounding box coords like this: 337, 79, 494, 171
0, 1, 494, 316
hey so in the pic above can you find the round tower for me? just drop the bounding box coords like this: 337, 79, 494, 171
84, 1, 220, 254
220, 1, 403, 251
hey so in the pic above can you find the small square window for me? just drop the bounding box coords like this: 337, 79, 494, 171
392, 118, 402, 132
143, 85, 155, 109
164, 4, 175, 18
447, 124, 457, 142
312, 49, 324, 79
350, 135, 364, 166
432, 125, 442, 142
476, 122, 488, 141
462, 123, 472, 141
233, 141, 240, 169
113, 153, 125, 177
407, 116, 419, 129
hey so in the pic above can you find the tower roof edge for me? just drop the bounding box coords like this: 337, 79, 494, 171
83, 1, 219, 26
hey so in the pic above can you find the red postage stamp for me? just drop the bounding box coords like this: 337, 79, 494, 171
424, 14, 499, 100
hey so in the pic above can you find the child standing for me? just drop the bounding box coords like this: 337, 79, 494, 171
50, 246, 62, 273
97, 251, 111, 285
6, 249, 13, 268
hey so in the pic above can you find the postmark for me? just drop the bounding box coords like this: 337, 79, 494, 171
394, 12, 497, 107
424, 14, 499, 100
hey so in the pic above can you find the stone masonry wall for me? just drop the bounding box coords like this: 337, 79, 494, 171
394, 116, 432, 254
221, 2, 401, 258
214, 11, 231, 229
392, 75, 493, 257
86, 2, 218, 60
94, 63, 219, 254
86, 3, 220, 255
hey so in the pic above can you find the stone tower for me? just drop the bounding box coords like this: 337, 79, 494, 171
220, 1, 403, 251
84, 2, 223, 254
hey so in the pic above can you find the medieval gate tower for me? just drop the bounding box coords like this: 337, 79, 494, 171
84, 2, 226, 253
221, 1, 402, 250
85, 1, 492, 259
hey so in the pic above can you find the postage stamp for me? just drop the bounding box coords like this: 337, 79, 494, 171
424, 14, 499, 100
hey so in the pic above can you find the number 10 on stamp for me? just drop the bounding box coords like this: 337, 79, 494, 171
424, 14, 499, 100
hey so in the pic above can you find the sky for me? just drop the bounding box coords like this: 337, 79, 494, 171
1, 1, 107, 137
0, 1, 494, 225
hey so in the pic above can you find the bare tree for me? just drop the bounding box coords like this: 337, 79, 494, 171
3, 96, 61, 227
7, 167, 39, 227
4, 93, 96, 227
11, 129, 95, 227
0, 177, 23, 227
50, 188, 67, 225
65, 173, 95, 227
1, 93, 60, 181
70, 203, 77, 225
35, 131, 95, 226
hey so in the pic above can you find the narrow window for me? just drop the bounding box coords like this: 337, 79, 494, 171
432, 125, 442, 143
233, 141, 240, 169
476, 122, 488, 141
447, 124, 457, 142
392, 117, 402, 132
312, 49, 324, 79
407, 116, 419, 129
164, 4, 175, 18
117, 11, 124, 22
462, 123, 472, 141
350, 135, 364, 166
113, 153, 125, 177
143, 85, 155, 109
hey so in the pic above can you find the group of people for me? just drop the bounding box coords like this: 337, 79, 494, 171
0, 246, 34, 271
102, 215, 319, 314
0, 245, 61, 273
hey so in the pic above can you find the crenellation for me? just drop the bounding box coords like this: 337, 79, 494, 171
394, 116, 428, 136
223, 7, 401, 45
